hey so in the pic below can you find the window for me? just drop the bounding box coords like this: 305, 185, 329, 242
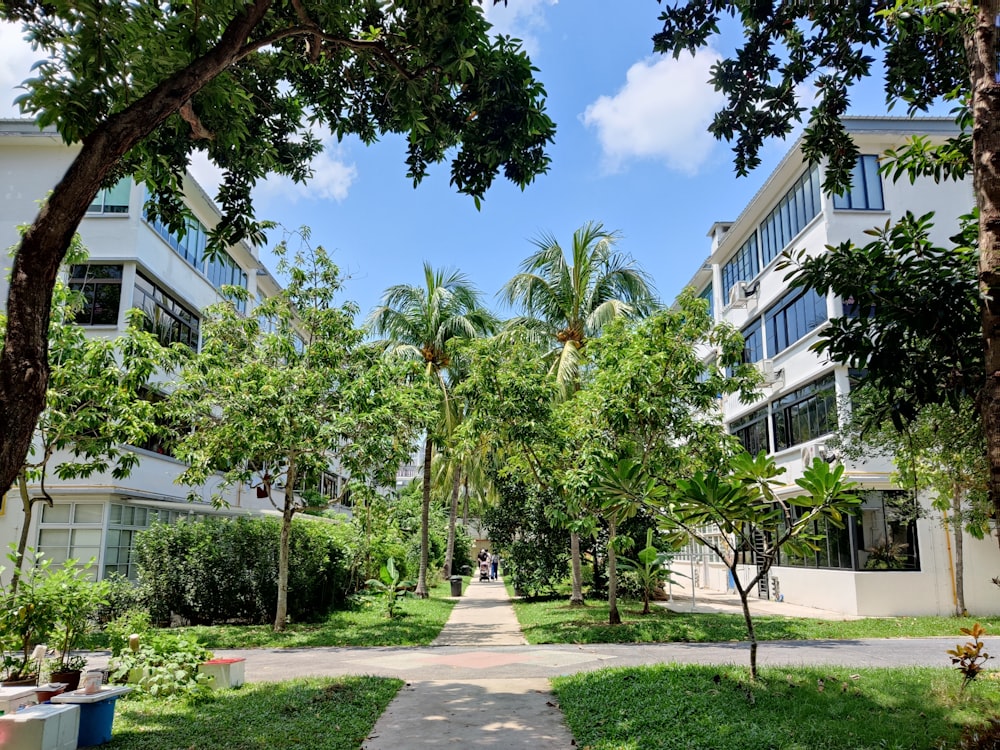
37, 502, 105, 579
144, 208, 248, 311
105, 503, 197, 579
731, 406, 769, 456
133, 272, 200, 350
857, 490, 920, 571
721, 235, 760, 301
833, 155, 885, 211
68, 264, 124, 326
87, 178, 131, 215
781, 513, 854, 570
741, 320, 764, 364
772, 374, 837, 450
760, 166, 821, 266
698, 284, 714, 319
765, 287, 827, 356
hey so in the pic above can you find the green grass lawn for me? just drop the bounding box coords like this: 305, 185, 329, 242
552, 665, 1000, 750
512, 594, 1000, 645
162, 580, 458, 650
107, 676, 401, 749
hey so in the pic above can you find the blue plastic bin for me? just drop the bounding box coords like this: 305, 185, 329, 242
76, 696, 119, 746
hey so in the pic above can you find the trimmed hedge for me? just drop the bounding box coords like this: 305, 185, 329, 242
134, 516, 351, 625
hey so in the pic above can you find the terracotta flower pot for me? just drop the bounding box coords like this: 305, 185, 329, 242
49, 669, 82, 692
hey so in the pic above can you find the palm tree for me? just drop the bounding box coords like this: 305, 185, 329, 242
368, 263, 496, 597
501, 221, 657, 605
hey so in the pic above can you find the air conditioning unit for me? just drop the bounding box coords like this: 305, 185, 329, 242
728, 281, 749, 308
758, 358, 784, 387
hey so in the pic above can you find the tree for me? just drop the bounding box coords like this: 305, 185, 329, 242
500, 221, 658, 605
652, 0, 1000, 514
368, 263, 495, 597
0, 235, 179, 590
0, 1, 555, 504
834, 393, 991, 615
169, 236, 427, 630
779, 211, 982, 432
666, 454, 861, 679
568, 290, 755, 624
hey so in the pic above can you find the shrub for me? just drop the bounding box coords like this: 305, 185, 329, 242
133, 516, 351, 625
109, 629, 212, 699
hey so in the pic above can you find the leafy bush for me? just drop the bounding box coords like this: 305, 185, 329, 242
363, 558, 414, 619
134, 516, 351, 625
109, 629, 213, 699
482, 478, 569, 597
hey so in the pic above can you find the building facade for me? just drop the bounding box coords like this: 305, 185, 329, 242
0, 119, 346, 580
677, 117, 1000, 616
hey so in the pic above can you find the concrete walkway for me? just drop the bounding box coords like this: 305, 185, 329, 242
361, 577, 575, 749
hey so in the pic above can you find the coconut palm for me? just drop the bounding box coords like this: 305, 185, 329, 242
368, 263, 496, 597
501, 221, 657, 604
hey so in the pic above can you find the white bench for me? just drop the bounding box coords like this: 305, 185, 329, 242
0, 703, 80, 750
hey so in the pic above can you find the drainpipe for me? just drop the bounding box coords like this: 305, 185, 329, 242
940, 509, 959, 615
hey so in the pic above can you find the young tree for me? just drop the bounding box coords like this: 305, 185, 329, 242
651, 0, 1000, 513
666, 454, 861, 679
367, 264, 495, 597
0, 1, 555, 503
568, 290, 755, 624
1, 236, 180, 589
169, 237, 428, 630
500, 221, 658, 605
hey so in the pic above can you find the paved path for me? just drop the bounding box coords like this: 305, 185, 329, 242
85, 579, 996, 748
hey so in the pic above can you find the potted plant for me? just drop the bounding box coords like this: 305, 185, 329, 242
47, 560, 110, 690
0, 552, 61, 685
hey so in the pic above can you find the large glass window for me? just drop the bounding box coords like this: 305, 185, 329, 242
760, 166, 821, 266
833, 155, 885, 211
87, 179, 131, 215
37, 502, 105, 579
765, 287, 828, 356
741, 320, 764, 364
857, 490, 920, 571
781, 514, 854, 570
68, 264, 124, 326
105, 503, 190, 579
698, 284, 714, 319
133, 272, 200, 350
772, 373, 837, 450
731, 407, 769, 456
721, 235, 760, 301
144, 209, 248, 311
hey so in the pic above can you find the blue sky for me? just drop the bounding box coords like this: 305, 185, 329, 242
0, 1, 897, 319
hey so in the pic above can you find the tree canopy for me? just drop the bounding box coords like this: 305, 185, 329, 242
0, 0, 556, 504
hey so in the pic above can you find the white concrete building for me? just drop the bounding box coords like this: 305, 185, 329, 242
676, 116, 1000, 617
0, 119, 346, 579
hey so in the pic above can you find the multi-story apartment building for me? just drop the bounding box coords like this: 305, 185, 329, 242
678, 117, 1000, 616
0, 119, 347, 580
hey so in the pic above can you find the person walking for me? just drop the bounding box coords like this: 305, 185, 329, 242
490, 552, 500, 580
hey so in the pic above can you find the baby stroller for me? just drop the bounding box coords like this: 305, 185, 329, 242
479, 559, 490, 582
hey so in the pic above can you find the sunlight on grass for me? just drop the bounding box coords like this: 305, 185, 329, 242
553, 665, 1000, 750
168, 580, 457, 649
511, 594, 1000, 645
112, 676, 402, 749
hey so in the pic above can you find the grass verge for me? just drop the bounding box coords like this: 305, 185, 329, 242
512, 594, 1000, 644
110, 676, 401, 749
552, 665, 1000, 750
161, 580, 458, 649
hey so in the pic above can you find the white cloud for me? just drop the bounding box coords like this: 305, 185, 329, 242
256, 139, 357, 203
0, 23, 42, 117
477, 0, 557, 56
583, 52, 726, 175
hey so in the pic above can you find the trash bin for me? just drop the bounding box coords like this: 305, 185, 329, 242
449, 575, 463, 596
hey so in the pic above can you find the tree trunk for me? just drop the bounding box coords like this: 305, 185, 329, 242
461, 476, 469, 525
0, 1, 273, 499
444, 465, 461, 577
608, 518, 620, 625
953, 487, 967, 616
970, 0, 1000, 532
415, 436, 432, 598
569, 530, 584, 606
733, 570, 759, 680
274, 461, 296, 632
11, 472, 34, 594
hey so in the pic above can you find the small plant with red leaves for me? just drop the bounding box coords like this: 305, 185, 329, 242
947, 622, 992, 690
